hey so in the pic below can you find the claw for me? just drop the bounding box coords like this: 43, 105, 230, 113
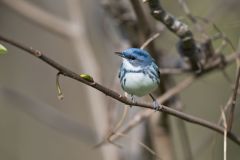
152, 100, 162, 111
130, 95, 135, 108
131, 95, 136, 103
149, 93, 162, 111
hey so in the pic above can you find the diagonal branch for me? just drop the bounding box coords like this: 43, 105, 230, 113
227, 38, 240, 131
1, 0, 76, 38
227, 63, 240, 131
108, 75, 195, 143
145, 0, 201, 71
109, 52, 238, 145
0, 35, 240, 145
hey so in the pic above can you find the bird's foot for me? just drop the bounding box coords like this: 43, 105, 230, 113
149, 93, 162, 111
130, 95, 136, 108
152, 100, 162, 111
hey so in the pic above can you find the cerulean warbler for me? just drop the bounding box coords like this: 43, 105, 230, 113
115, 48, 161, 110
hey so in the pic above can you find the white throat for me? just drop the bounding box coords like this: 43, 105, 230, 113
122, 59, 141, 71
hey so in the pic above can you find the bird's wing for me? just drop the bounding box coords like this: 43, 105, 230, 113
118, 63, 123, 79
152, 62, 161, 84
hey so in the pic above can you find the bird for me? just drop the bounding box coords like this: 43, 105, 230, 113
115, 48, 161, 110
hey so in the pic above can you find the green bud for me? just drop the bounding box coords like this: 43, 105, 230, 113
80, 74, 94, 82
0, 44, 7, 55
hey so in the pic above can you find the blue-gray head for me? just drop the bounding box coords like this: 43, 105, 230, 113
115, 48, 154, 67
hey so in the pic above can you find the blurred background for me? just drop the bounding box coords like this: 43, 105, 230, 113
0, 0, 240, 160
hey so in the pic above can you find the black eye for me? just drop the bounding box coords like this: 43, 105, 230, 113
128, 55, 136, 60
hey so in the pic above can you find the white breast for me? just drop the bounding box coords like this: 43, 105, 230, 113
121, 59, 158, 97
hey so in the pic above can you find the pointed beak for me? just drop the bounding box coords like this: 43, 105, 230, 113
114, 51, 123, 57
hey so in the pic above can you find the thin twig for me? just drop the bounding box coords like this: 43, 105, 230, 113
140, 33, 160, 49
113, 92, 129, 132
227, 66, 240, 131
115, 132, 162, 160
56, 72, 64, 100
193, 95, 238, 158
221, 107, 228, 160
195, 16, 236, 52
109, 75, 195, 143
95, 92, 129, 148
177, 0, 207, 36
0, 35, 240, 145
158, 76, 195, 103
130, 0, 154, 43
227, 38, 240, 131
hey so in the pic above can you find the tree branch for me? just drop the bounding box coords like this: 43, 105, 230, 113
109, 53, 238, 145
145, 0, 201, 71
0, 35, 240, 145
227, 63, 240, 131
108, 75, 195, 150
